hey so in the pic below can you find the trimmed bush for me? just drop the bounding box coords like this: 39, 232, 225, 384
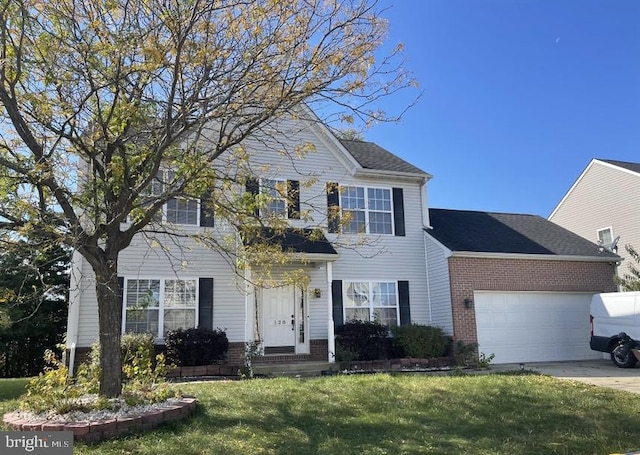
335, 320, 389, 361
165, 327, 229, 366
391, 324, 450, 359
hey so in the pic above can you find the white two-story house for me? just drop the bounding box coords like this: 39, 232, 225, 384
65, 114, 433, 367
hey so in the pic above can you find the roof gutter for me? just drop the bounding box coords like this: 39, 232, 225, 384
450, 250, 622, 263
353, 168, 431, 183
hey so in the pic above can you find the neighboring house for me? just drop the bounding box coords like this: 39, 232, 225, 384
66, 115, 433, 367
424, 208, 619, 364
549, 158, 640, 274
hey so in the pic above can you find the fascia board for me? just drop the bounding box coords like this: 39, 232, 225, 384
450, 250, 621, 263
594, 158, 640, 179
354, 168, 432, 184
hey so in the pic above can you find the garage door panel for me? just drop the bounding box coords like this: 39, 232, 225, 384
474, 292, 600, 363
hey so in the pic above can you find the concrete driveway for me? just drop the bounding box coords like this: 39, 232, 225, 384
491, 358, 640, 394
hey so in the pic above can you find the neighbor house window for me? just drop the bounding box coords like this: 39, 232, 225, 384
340, 186, 392, 234
343, 281, 399, 326
597, 227, 614, 251
124, 278, 197, 339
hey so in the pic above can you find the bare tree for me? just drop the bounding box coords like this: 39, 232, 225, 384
0, 0, 415, 396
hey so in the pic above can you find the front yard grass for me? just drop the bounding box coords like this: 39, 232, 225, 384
2, 372, 640, 454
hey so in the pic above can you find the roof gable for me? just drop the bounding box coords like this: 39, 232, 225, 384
549, 158, 640, 219
428, 208, 618, 259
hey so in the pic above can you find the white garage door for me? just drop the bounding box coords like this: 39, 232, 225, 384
474, 291, 601, 364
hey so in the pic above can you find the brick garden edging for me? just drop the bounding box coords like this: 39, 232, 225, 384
2, 397, 197, 444
167, 364, 241, 378
340, 357, 454, 372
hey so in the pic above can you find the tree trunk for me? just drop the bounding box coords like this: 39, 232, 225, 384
94, 265, 122, 398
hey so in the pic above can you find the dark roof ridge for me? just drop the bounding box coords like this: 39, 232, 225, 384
430, 207, 541, 218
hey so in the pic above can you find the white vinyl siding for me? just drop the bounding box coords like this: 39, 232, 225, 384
70, 113, 431, 349
424, 234, 454, 334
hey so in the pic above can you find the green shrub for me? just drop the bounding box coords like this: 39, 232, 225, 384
21, 350, 82, 414
453, 340, 478, 367
335, 320, 389, 361
21, 333, 175, 414
165, 327, 229, 366
391, 324, 450, 358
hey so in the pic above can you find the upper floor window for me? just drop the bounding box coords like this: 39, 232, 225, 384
597, 227, 617, 252
262, 179, 288, 217
123, 278, 197, 339
245, 178, 300, 220
138, 171, 199, 226
340, 186, 393, 234
343, 281, 399, 327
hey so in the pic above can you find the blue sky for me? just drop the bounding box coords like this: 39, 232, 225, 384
365, 0, 640, 217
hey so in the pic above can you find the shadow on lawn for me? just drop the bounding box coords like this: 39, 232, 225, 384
126, 375, 640, 455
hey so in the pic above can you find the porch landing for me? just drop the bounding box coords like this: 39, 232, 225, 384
253, 361, 337, 378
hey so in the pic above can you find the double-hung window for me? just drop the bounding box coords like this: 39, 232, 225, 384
597, 227, 615, 251
340, 186, 393, 234
124, 278, 197, 339
343, 281, 399, 326
262, 179, 288, 217
137, 171, 199, 226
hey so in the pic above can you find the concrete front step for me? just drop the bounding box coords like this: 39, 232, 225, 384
253, 361, 337, 377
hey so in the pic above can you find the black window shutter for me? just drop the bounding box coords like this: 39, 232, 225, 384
287, 180, 300, 219
198, 278, 214, 330
331, 280, 343, 330
246, 178, 260, 217
392, 187, 406, 237
117, 277, 124, 305
200, 189, 215, 227
326, 182, 340, 233
398, 280, 411, 325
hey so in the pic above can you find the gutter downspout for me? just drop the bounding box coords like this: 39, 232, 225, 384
326, 261, 335, 363
423, 233, 433, 324
66, 250, 84, 377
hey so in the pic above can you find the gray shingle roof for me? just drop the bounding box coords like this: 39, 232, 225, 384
243, 227, 338, 255
427, 208, 619, 259
339, 139, 428, 175
599, 159, 640, 174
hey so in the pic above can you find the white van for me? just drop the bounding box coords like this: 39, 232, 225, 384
590, 291, 640, 367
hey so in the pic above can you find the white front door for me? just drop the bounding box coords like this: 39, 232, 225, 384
262, 286, 296, 349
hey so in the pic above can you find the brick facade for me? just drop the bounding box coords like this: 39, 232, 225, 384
448, 256, 618, 344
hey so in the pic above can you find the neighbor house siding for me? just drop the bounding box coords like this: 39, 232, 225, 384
448, 256, 618, 345
550, 161, 640, 267
424, 234, 454, 335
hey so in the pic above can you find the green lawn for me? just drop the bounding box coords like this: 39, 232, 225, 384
1, 372, 640, 454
